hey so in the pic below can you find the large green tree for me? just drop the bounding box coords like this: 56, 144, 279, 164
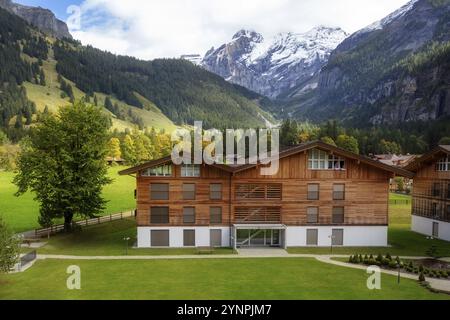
0, 216, 20, 273
14, 102, 112, 231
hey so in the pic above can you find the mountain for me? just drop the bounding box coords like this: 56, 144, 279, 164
0, 0, 71, 39
288, 0, 450, 125
202, 26, 349, 98
0, 5, 274, 143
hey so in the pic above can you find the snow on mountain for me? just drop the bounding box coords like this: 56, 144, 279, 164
202, 26, 348, 98
355, 0, 419, 36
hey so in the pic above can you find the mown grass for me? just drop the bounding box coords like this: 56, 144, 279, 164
1, 258, 448, 300
0, 166, 135, 232
288, 197, 450, 257
32, 218, 234, 256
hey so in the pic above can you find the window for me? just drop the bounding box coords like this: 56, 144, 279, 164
183, 230, 195, 247
141, 164, 172, 177
328, 154, 346, 170
210, 207, 222, 224
332, 207, 345, 224
333, 184, 345, 200
306, 229, 318, 246
210, 230, 222, 247
210, 184, 222, 200
308, 149, 345, 170
181, 164, 201, 177
151, 230, 169, 247
183, 184, 196, 200
307, 207, 319, 224
432, 183, 441, 197
432, 203, 439, 219
307, 184, 319, 200
332, 229, 344, 246
436, 156, 450, 171
150, 207, 169, 224
183, 207, 196, 224
447, 184, 450, 199
150, 183, 169, 200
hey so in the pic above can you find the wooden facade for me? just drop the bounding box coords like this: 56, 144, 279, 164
406, 146, 450, 223
122, 142, 414, 234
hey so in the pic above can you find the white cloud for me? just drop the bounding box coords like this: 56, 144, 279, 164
72, 0, 412, 60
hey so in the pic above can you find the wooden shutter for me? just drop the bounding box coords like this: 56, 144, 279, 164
183, 230, 195, 247
210, 230, 222, 247
150, 207, 169, 224
210, 207, 222, 224
332, 229, 344, 246
183, 184, 196, 200
306, 229, 318, 246
307, 184, 319, 200
151, 183, 169, 200
151, 230, 169, 247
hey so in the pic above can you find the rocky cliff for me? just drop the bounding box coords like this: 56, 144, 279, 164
0, 0, 72, 39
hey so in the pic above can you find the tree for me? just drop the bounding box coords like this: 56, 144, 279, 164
107, 137, 122, 159
280, 119, 299, 146
0, 130, 8, 145
439, 137, 450, 145
14, 102, 112, 231
321, 136, 337, 146
336, 134, 359, 154
121, 134, 136, 164
0, 216, 20, 273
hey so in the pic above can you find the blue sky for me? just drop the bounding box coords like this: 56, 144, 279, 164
13, 0, 412, 60
16, 0, 82, 19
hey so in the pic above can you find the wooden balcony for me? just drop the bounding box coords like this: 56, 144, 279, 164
234, 207, 281, 224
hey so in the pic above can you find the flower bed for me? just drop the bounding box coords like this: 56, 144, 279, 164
348, 254, 450, 280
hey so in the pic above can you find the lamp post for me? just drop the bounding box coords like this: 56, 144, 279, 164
329, 235, 335, 254
397, 262, 401, 284
123, 237, 130, 255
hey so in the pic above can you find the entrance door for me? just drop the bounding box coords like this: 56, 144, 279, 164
236, 229, 281, 248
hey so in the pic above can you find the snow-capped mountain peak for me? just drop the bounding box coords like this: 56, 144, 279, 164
356, 0, 419, 35
202, 26, 348, 98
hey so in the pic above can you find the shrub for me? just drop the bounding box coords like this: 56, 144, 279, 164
368, 259, 376, 265
369, 254, 374, 260
440, 271, 448, 278
419, 265, 424, 272
408, 261, 414, 269
376, 254, 383, 262
358, 255, 363, 263
348, 255, 354, 263
386, 253, 392, 261
389, 260, 398, 268
381, 258, 390, 266
419, 272, 426, 282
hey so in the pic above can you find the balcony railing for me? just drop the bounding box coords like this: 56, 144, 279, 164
234, 207, 281, 224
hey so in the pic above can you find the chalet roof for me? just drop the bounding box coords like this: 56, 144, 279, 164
405, 145, 450, 172
119, 141, 414, 178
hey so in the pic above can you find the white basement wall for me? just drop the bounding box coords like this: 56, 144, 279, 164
412, 215, 450, 242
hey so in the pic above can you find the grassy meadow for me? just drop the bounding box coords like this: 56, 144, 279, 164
0, 166, 135, 232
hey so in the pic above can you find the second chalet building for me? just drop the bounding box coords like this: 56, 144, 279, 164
406, 145, 450, 242
120, 141, 413, 249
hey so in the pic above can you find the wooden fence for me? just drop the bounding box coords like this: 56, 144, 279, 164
34, 211, 135, 237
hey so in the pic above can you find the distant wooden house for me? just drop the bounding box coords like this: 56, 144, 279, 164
405, 146, 450, 242
373, 154, 418, 193
106, 156, 126, 166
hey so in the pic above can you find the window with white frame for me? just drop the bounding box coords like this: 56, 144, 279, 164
436, 156, 450, 171
308, 149, 345, 171
181, 164, 201, 177
141, 165, 172, 177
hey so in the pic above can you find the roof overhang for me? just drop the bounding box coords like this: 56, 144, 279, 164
119, 141, 415, 178
233, 224, 287, 230
404, 145, 450, 173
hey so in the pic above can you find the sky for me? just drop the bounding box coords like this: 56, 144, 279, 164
15, 0, 412, 60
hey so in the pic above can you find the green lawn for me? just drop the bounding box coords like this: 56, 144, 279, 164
1, 258, 448, 300
0, 166, 135, 233
288, 200, 450, 257
32, 218, 234, 256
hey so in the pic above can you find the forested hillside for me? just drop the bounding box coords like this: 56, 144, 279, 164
0, 6, 274, 145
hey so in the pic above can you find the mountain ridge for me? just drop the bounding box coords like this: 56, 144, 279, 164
202, 26, 348, 98
0, 0, 72, 39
